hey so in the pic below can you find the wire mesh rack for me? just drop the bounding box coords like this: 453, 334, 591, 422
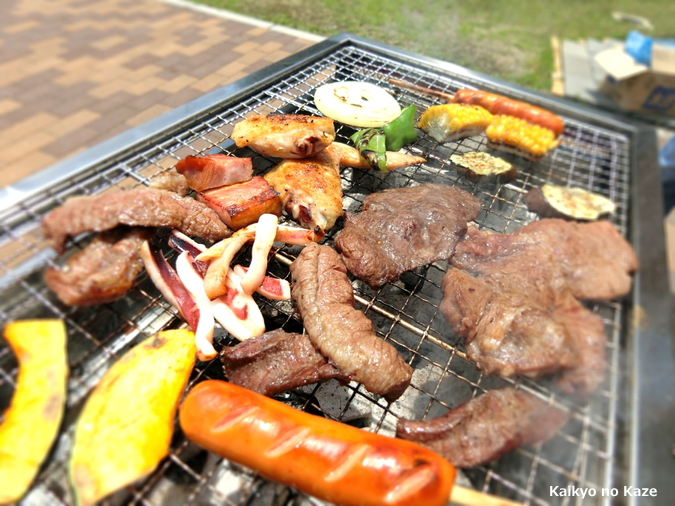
0, 36, 655, 506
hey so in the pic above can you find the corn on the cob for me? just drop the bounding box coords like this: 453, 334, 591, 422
485, 115, 560, 161
417, 104, 494, 142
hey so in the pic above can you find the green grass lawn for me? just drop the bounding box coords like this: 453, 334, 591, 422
193, 0, 674, 92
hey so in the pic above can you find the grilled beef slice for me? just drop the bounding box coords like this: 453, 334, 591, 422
514, 219, 638, 301
443, 219, 635, 397
221, 329, 350, 397
440, 268, 577, 380
44, 227, 155, 306
551, 298, 608, 396
290, 242, 413, 402
148, 169, 190, 196
396, 387, 570, 468
334, 184, 481, 288
42, 187, 231, 253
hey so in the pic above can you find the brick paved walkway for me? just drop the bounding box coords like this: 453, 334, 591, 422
0, 0, 323, 188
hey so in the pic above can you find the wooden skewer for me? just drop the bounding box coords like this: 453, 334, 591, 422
452, 484, 525, 506
388, 77, 456, 103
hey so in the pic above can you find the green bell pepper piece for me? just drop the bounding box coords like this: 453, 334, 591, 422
350, 128, 388, 172
381, 105, 417, 151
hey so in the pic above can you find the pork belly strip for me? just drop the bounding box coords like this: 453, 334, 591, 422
334, 184, 481, 288
289, 242, 413, 402
198, 176, 282, 231
221, 329, 350, 397
176, 154, 252, 192
396, 388, 570, 468
42, 187, 231, 253
44, 227, 155, 306
513, 219, 638, 301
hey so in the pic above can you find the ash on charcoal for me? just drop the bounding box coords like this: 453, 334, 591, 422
305, 380, 373, 426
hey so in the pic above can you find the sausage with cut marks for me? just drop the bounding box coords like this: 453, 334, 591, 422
451, 88, 565, 137
179, 380, 455, 506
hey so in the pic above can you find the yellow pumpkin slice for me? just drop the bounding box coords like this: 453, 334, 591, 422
69, 329, 196, 506
0, 319, 68, 506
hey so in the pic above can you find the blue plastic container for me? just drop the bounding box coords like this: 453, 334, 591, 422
625, 31, 675, 67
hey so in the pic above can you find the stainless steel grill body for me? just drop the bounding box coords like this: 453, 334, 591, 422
1, 33, 673, 506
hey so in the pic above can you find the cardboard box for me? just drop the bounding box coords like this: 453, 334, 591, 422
595, 42, 675, 116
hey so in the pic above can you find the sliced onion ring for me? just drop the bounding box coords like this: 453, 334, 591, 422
314, 81, 401, 128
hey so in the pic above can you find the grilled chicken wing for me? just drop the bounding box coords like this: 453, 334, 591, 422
232, 114, 335, 159
263, 148, 342, 232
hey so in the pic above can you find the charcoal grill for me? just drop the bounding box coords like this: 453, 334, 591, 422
1, 33, 674, 506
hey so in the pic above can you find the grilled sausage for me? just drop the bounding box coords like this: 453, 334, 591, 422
451, 88, 565, 137
179, 380, 455, 506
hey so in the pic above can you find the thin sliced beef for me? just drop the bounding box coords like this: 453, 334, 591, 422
552, 299, 608, 396
396, 388, 570, 468
334, 184, 481, 288
44, 227, 155, 306
290, 242, 413, 402
221, 329, 349, 396
513, 219, 638, 301
443, 220, 632, 397
149, 170, 190, 196
440, 269, 577, 380
43, 187, 231, 254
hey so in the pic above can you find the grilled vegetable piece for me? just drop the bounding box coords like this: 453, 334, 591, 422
231, 114, 335, 159
417, 103, 494, 143
382, 105, 418, 151
175, 154, 253, 192
314, 81, 401, 128
485, 115, 561, 161
179, 380, 456, 506
0, 320, 68, 506
350, 127, 388, 171
348, 105, 420, 172
69, 329, 196, 506
523, 184, 616, 221
198, 176, 282, 231
451, 88, 565, 138
449, 151, 517, 182
327, 142, 426, 171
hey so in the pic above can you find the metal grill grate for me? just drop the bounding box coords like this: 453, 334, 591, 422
0, 42, 635, 506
